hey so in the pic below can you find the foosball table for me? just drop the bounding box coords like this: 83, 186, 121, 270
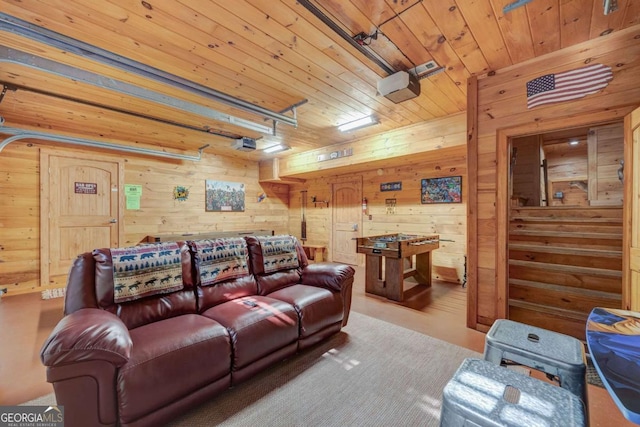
356, 233, 439, 302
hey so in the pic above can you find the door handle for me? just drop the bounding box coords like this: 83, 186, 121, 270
352, 224, 358, 231
109, 219, 118, 223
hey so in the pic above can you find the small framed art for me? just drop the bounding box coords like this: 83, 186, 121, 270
205, 180, 245, 212
421, 176, 462, 204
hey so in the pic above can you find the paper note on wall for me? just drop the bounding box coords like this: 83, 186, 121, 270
124, 184, 142, 210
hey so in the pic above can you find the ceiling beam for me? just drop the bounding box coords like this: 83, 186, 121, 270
0, 124, 209, 161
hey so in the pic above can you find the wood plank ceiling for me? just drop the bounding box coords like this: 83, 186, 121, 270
0, 0, 638, 160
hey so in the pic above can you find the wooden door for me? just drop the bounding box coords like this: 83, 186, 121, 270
331, 179, 361, 265
41, 149, 124, 287
624, 107, 640, 310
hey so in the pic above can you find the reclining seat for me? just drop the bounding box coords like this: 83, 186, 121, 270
245, 235, 355, 350
191, 237, 299, 385
40, 242, 232, 427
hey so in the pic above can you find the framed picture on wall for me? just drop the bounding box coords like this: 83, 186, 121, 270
205, 180, 245, 212
421, 176, 462, 204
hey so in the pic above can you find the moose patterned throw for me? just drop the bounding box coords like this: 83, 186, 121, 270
192, 238, 250, 286
111, 242, 183, 303
257, 235, 299, 273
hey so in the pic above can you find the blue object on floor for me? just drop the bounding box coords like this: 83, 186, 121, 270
586, 307, 640, 424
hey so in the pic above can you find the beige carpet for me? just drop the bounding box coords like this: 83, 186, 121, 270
25, 312, 481, 426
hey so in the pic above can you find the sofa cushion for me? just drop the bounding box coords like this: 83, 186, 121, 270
93, 243, 197, 329
257, 235, 300, 273
246, 235, 308, 294
117, 314, 230, 424
191, 238, 250, 286
111, 243, 184, 303
267, 285, 343, 339
248, 235, 304, 274
201, 296, 298, 371
190, 238, 259, 312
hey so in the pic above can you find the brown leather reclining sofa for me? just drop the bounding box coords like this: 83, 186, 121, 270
40, 235, 355, 427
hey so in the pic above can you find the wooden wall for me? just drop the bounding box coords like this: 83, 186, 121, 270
545, 135, 590, 206
588, 123, 625, 206
258, 112, 469, 284
468, 25, 640, 330
3, 95, 469, 295
0, 140, 289, 295
285, 144, 468, 284
277, 113, 467, 178
268, 113, 469, 284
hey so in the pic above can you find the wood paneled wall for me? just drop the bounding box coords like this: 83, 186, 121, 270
468, 25, 640, 330
0, 140, 289, 295
286, 144, 467, 284
588, 123, 625, 206
277, 113, 466, 179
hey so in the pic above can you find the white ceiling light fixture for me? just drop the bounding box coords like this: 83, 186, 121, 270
338, 116, 379, 132
263, 144, 291, 154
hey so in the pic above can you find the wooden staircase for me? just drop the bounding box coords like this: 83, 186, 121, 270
508, 207, 622, 341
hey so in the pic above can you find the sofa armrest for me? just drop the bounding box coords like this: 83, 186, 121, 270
301, 263, 355, 292
302, 263, 355, 326
41, 308, 133, 367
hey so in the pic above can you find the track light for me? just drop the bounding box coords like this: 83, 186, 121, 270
337, 116, 379, 132
263, 144, 290, 153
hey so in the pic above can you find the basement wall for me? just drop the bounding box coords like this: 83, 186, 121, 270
286, 148, 468, 284
0, 141, 289, 295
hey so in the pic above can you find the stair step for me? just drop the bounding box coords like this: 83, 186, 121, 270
510, 207, 622, 220
508, 278, 622, 300
508, 243, 622, 258
509, 213, 622, 224
509, 299, 589, 325
510, 216, 622, 224
508, 301, 590, 341
509, 230, 622, 239
508, 299, 588, 322
508, 259, 622, 277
